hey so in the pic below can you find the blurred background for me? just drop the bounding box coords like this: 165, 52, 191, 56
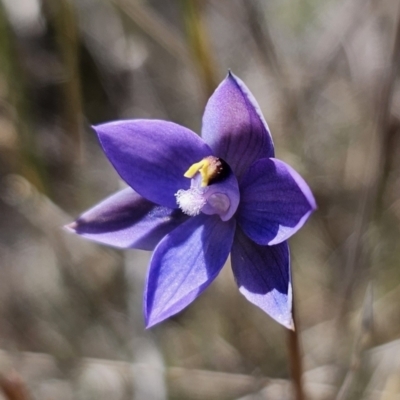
1, 0, 400, 399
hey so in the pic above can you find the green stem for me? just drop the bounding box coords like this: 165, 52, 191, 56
180, 0, 218, 102
44, 0, 84, 163
0, 2, 48, 192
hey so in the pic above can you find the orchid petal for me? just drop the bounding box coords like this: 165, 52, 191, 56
201, 72, 274, 180
66, 188, 188, 250
238, 158, 316, 245
144, 214, 235, 327
94, 120, 212, 208
231, 228, 293, 329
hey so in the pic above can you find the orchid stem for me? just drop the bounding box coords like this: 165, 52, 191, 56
288, 301, 306, 400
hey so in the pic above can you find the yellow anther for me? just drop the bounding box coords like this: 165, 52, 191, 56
184, 159, 207, 178
184, 158, 212, 187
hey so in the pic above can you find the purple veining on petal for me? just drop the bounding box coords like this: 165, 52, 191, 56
231, 228, 293, 329
238, 157, 316, 245
94, 120, 212, 209
201, 72, 274, 181
144, 214, 236, 327
66, 188, 188, 250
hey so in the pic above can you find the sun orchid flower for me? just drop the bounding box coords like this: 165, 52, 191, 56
66, 72, 316, 329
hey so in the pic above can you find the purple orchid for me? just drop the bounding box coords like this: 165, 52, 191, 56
67, 72, 316, 329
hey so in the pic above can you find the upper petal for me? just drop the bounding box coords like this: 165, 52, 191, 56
94, 120, 212, 208
144, 214, 235, 327
231, 228, 293, 329
237, 158, 316, 246
66, 188, 188, 250
201, 72, 274, 180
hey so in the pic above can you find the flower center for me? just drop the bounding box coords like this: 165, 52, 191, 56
184, 156, 229, 187
175, 156, 239, 221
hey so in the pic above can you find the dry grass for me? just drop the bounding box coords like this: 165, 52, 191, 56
1, 0, 400, 398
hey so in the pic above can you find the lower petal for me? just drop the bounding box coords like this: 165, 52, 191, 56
231, 228, 293, 329
66, 188, 188, 250
144, 214, 236, 327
